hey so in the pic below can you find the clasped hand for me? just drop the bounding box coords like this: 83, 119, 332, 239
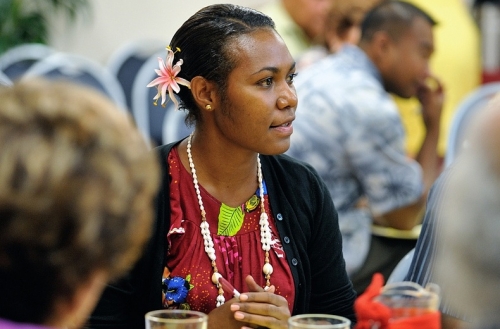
208, 275, 290, 329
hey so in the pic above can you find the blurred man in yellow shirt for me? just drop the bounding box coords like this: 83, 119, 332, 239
395, 0, 482, 159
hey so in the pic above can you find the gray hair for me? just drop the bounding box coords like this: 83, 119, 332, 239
436, 93, 500, 324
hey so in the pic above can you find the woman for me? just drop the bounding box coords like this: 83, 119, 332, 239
90, 4, 356, 329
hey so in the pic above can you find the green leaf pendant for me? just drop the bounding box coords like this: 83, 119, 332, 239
218, 203, 244, 236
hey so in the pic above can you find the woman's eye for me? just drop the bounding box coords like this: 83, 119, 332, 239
259, 77, 273, 87
287, 73, 298, 84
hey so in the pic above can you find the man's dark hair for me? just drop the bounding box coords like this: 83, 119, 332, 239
360, 1, 437, 42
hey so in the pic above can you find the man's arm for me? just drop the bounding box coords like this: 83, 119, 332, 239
375, 77, 444, 230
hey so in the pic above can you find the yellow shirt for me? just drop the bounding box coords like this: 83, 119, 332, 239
395, 0, 481, 157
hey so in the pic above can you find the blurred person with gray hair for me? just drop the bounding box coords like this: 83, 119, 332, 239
434, 93, 500, 329
0, 79, 159, 329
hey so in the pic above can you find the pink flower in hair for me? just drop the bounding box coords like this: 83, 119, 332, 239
147, 46, 191, 109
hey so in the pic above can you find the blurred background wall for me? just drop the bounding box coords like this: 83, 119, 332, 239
49, 0, 268, 64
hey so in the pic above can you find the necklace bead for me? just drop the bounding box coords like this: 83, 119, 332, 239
186, 133, 272, 307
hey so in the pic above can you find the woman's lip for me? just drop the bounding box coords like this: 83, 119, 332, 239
270, 117, 295, 128
270, 121, 293, 135
270, 122, 292, 128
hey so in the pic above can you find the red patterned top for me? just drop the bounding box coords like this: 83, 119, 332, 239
164, 147, 295, 313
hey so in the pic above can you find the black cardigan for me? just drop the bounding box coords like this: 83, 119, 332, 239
88, 141, 357, 328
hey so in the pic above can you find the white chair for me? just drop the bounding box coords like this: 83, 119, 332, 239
107, 39, 165, 112
162, 105, 193, 144
21, 52, 127, 111
444, 82, 500, 167
0, 70, 13, 86
131, 50, 193, 146
386, 248, 415, 284
0, 43, 55, 81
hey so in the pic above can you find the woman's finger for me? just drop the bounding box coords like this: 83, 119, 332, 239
233, 309, 288, 329
245, 275, 263, 292
245, 275, 276, 293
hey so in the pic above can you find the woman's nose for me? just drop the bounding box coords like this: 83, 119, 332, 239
277, 86, 298, 110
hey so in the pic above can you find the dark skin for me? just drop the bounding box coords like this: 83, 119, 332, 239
176, 28, 297, 329
282, 0, 334, 41
207, 276, 287, 329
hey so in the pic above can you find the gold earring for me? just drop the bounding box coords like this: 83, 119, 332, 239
205, 104, 212, 110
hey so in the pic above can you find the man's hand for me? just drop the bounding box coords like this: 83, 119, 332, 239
417, 75, 444, 131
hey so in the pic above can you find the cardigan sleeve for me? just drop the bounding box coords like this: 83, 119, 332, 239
307, 171, 357, 322
262, 154, 357, 324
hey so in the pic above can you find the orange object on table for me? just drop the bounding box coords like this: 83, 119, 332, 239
354, 273, 441, 329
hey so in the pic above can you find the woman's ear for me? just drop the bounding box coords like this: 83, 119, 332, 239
190, 76, 218, 111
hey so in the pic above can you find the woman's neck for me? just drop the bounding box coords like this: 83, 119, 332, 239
178, 132, 260, 207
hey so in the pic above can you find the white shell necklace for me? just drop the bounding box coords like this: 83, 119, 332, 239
186, 133, 273, 307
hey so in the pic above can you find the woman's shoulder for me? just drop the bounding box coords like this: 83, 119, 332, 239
155, 140, 183, 167
155, 140, 180, 155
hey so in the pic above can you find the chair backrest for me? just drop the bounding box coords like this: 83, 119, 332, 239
162, 106, 193, 144
131, 50, 193, 146
0, 43, 55, 81
107, 39, 164, 112
21, 52, 127, 111
386, 248, 415, 284
445, 82, 500, 167
0, 70, 13, 86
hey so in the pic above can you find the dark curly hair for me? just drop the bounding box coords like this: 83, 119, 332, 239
168, 4, 275, 125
